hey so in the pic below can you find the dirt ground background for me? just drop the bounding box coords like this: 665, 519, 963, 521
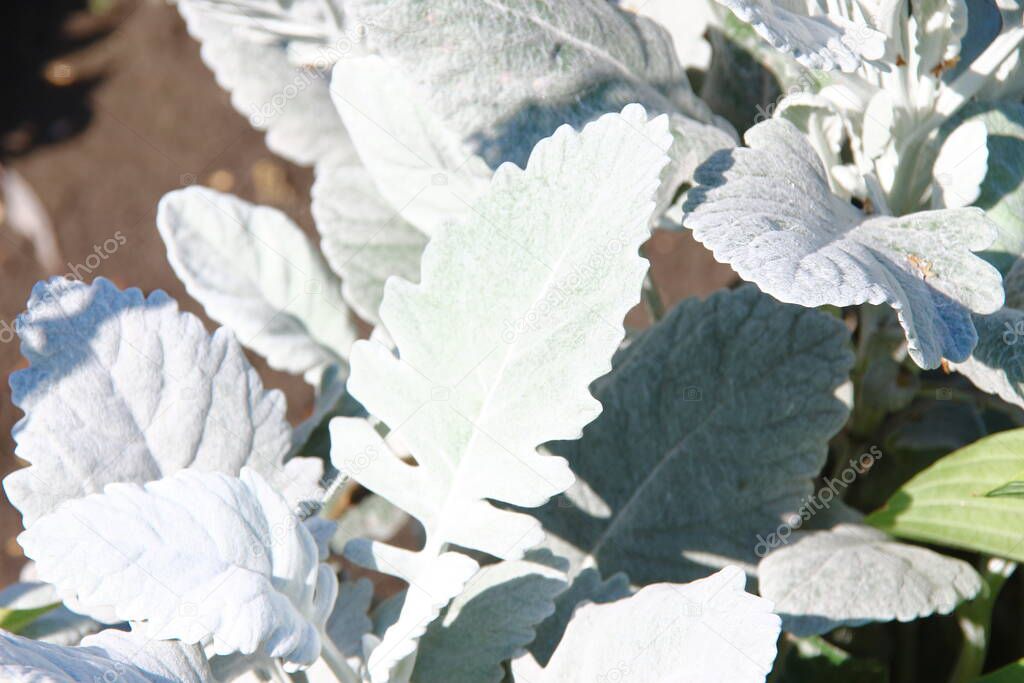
0, 0, 736, 585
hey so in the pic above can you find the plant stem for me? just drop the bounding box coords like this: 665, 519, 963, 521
949, 557, 1017, 683
642, 273, 665, 323
268, 660, 292, 683
321, 638, 361, 683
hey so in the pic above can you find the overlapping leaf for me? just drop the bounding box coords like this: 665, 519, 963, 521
414, 558, 568, 683
533, 285, 852, 585
341, 0, 732, 215
713, 0, 887, 72
158, 187, 358, 382
311, 149, 430, 327
0, 578, 99, 646
4, 277, 321, 527
20, 468, 337, 669
953, 103, 1024, 274
177, 0, 355, 168
0, 628, 211, 683
956, 256, 1024, 409
684, 118, 1003, 369
511, 566, 780, 683
328, 105, 672, 681
758, 523, 981, 636
328, 55, 494, 237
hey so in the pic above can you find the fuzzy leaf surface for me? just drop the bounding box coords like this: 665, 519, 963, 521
684, 118, 1003, 369
19, 469, 337, 669
534, 285, 853, 584
4, 278, 319, 526
329, 105, 672, 681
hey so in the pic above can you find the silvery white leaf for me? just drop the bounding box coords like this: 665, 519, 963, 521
949, 105, 1024, 406
339, 0, 724, 218
952, 102, 1024, 274
305, 517, 337, 562
330, 493, 411, 555
512, 566, 780, 683
327, 578, 374, 660
0, 580, 100, 646
758, 523, 982, 636
528, 568, 630, 666
912, 0, 968, 74
180, 0, 340, 47
343, 0, 717, 171
158, 187, 358, 384
617, 0, 715, 70
684, 118, 1003, 369
19, 468, 337, 670
534, 285, 852, 584
414, 559, 568, 683
177, 0, 356, 167
775, 93, 847, 194
714, 0, 887, 71
312, 156, 430, 326
328, 105, 672, 681
0, 628, 212, 683
956, 256, 1024, 409
975, 3, 1024, 101
931, 118, 988, 209
329, 55, 494, 237
3, 277, 313, 526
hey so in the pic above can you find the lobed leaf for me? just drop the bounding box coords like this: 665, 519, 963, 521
19, 469, 337, 669
328, 105, 672, 681
758, 523, 981, 636
512, 566, 780, 683
0, 628, 211, 683
713, 0, 887, 72
4, 278, 320, 527
684, 118, 1003, 369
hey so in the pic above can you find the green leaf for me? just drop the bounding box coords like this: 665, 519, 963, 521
328, 106, 673, 682
866, 428, 1024, 561
987, 481, 1024, 497
0, 603, 61, 635
978, 658, 1024, 682
533, 284, 853, 585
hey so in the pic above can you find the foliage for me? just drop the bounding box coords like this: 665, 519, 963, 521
2, 0, 1024, 681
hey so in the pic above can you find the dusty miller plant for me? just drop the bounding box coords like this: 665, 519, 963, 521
2, 1, 1024, 682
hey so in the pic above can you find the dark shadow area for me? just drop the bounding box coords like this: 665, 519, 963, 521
0, 0, 113, 158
